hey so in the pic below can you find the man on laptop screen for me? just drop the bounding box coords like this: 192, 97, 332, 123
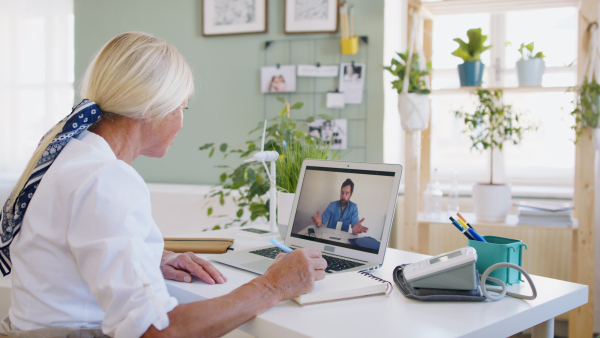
290, 166, 396, 255
311, 179, 369, 235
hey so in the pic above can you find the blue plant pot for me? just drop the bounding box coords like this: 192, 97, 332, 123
458, 61, 485, 87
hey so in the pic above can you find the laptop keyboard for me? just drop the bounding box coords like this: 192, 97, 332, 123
249, 247, 365, 272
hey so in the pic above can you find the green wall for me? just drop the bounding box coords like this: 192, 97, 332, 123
74, 0, 385, 185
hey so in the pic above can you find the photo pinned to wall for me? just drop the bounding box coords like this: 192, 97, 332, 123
202, 0, 267, 36
308, 119, 348, 150
261, 65, 297, 93
339, 62, 365, 104
284, 0, 339, 34
297, 64, 339, 77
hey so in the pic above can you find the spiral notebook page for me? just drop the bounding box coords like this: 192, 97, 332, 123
293, 271, 392, 306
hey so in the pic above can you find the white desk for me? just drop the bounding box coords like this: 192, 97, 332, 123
295, 224, 370, 244
165, 228, 588, 338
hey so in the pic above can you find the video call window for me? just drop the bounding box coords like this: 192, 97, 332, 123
290, 166, 395, 254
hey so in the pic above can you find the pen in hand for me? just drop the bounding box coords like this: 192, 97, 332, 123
270, 238, 293, 252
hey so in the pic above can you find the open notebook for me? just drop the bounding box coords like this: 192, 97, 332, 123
293, 271, 392, 306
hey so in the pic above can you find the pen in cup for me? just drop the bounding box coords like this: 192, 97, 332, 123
457, 212, 476, 230
449, 217, 474, 240
450, 216, 487, 243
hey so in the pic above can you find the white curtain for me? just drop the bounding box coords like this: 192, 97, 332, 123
0, 0, 74, 188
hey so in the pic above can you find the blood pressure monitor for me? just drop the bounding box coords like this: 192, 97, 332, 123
403, 247, 478, 290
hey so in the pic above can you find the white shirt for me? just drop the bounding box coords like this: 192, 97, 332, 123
9, 130, 178, 337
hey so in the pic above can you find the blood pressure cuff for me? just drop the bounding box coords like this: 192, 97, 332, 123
393, 264, 486, 302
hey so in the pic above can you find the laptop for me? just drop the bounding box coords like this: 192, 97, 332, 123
210, 159, 403, 274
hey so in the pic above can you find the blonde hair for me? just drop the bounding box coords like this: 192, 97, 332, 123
5, 31, 194, 217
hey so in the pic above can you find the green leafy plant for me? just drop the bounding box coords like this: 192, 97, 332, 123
517, 42, 545, 60
383, 50, 431, 94
455, 89, 536, 184
199, 97, 342, 229
451, 28, 492, 62
569, 80, 600, 143
277, 141, 340, 193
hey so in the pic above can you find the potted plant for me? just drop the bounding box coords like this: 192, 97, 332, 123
383, 50, 432, 131
199, 98, 342, 230
452, 28, 492, 87
570, 80, 600, 148
275, 140, 341, 237
455, 89, 536, 222
515, 42, 546, 87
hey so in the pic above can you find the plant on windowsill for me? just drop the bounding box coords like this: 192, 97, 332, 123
384, 50, 432, 131
199, 97, 342, 230
515, 42, 546, 87
455, 89, 536, 222
451, 28, 492, 87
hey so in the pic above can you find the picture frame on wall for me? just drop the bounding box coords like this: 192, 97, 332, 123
202, 0, 267, 36
284, 0, 339, 34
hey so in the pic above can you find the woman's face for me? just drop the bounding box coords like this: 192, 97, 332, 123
142, 103, 185, 158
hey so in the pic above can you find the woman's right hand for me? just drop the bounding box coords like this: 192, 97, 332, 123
259, 248, 327, 302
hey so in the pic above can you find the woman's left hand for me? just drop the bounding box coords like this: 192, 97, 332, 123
160, 250, 227, 284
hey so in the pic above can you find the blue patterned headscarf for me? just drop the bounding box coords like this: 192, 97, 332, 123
0, 99, 103, 276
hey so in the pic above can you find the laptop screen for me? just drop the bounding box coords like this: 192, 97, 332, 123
289, 165, 397, 255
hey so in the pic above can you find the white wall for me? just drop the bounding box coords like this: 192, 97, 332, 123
291, 170, 395, 241
383, 0, 408, 165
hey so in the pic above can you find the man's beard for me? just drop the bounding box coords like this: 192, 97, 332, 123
340, 199, 349, 207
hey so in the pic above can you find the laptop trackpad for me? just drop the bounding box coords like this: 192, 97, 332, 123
241, 259, 273, 273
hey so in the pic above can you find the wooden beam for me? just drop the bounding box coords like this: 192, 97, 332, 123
419, 19, 433, 212
404, 131, 421, 252
569, 0, 597, 335
570, 130, 596, 336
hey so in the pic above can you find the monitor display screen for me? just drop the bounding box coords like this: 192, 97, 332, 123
289, 166, 396, 254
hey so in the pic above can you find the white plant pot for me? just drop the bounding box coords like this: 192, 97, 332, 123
516, 59, 545, 87
398, 93, 430, 132
472, 183, 511, 223
594, 128, 600, 150
277, 192, 295, 238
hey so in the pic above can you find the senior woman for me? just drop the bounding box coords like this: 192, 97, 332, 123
0, 32, 327, 337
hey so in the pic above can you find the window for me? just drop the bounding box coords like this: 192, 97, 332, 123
428, 5, 578, 188
0, 0, 74, 181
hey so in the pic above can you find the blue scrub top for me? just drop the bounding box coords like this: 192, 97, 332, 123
321, 200, 359, 232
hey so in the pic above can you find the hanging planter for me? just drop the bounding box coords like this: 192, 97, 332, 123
569, 25, 600, 147
384, 12, 431, 132
515, 42, 546, 87
452, 28, 492, 87
398, 92, 430, 131
594, 128, 600, 150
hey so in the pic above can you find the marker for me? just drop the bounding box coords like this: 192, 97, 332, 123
466, 227, 487, 242
270, 238, 293, 252
456, 218, 469, 230
449, 217, 474, 240
457, 212, 476, 230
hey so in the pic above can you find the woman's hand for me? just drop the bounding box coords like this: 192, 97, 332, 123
258, 248, 327, 302
160, 250, 227, 285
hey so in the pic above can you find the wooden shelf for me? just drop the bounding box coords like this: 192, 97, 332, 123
430, 86, 571, 95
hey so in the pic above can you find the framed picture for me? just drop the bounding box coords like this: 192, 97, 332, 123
284, 0, 339, 34
202, 0, 267, 36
